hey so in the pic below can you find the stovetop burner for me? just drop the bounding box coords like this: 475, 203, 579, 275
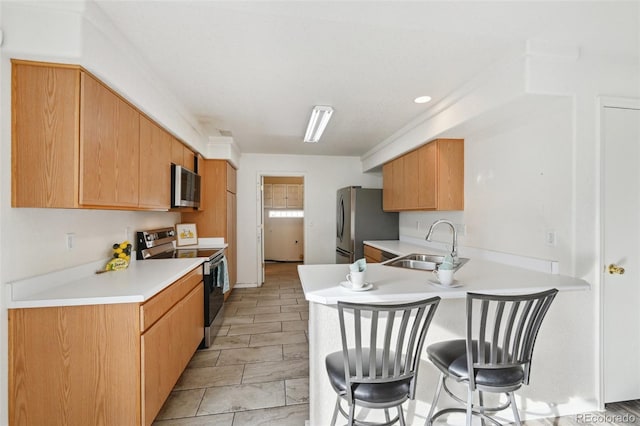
136, 227, 223, 261
151, 248, 222, 260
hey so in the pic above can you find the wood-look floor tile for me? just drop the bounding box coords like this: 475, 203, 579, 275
235, 305, 281, 316
285, 378, 309, 405
227, 321, 282, 336
209, 334, 251, 350
281, 320, 308, 332
217, 345, 283, 366
174, 365, 244, 390
197, 381, 286, 415
249, 330, 307, 347
187, 349, 220, 368
231, 404, 310, 426
256, 298, 299, 307
153, 388, 205, 420
253, 312, 301, 324
153, 412, 234, 426
283, 342, 308, 360
242, 359, 308, 384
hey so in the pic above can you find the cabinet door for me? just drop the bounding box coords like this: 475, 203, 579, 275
382, 162, 394, 211
436, 139, 465, 210
226, 191, 237, 293
226, 162, 237, 194
171, 138, 185, 168
139, 116, 171, 209
11, 62, 81, 208
183, 145, 195, 172
403, 150, 420, 209
9, 303, 140, 426
263, 183, 273, 207
286, 184, 303, 208
383, 158, 404, 211
417, 142, 437, 209
141, 284, 203, 426
80, 73, 140, 207
272, 184, 287, 208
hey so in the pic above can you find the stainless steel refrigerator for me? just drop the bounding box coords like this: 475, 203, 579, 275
336, 187, 399, 264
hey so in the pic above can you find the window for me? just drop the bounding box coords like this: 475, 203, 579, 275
268, 210, 304, 218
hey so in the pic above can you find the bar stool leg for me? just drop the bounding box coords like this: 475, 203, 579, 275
466, 387, 473, 426
330, 395, 340, 426
425, 373, 445, 425
509, 392, 522, 426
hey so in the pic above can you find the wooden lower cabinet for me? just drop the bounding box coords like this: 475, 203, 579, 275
364, 244, 384, 263
142, 284, 203, 425
8, 267, 204, 426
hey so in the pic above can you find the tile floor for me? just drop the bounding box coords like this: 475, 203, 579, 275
153, 262, 309, 426
153, 262, 639, 426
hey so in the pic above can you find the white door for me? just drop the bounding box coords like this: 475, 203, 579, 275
602, 103, 640, 402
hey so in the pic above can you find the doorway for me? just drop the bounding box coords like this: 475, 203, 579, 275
599, 97, 640, 404
258, 175, 305, 285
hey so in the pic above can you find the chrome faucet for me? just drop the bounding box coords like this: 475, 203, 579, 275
425, 219, 458, 263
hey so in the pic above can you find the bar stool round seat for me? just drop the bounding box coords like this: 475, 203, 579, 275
425, 289, 559, 426
326, 297, 441, 426
427, 340, 525, 389
326, 349, 413, 404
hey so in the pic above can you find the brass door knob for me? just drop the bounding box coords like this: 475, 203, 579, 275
608, 264, 625, 275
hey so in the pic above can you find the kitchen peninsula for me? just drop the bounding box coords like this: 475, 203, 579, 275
299, 242, 590, 426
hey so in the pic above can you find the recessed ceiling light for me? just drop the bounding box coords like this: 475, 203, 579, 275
414, 96, 432, 104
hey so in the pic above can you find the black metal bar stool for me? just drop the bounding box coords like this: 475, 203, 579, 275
425, 289, 558, 426
326, 297, 441, 426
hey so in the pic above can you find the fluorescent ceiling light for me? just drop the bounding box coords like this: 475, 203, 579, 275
304, 106, 334, 143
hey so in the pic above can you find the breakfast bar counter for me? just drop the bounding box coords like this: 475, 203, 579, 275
298, 254, 591, 426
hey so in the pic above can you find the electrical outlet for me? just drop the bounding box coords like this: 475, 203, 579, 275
545, 230, 557, 247
66, 233, 75, 250
455, 223, 466, 236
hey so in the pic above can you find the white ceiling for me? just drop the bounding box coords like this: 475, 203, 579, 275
94, 1, 639, 157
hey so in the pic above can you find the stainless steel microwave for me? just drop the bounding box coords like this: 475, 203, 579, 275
171, 164, 201, 208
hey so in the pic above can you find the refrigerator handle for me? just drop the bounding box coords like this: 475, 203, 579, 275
338, 197, 345, 241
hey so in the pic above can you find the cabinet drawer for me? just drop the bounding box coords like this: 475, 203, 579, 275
140, 266, 203, 332
364, 245, 383, 263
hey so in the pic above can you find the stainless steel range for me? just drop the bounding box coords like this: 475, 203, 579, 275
136, 227, 226, 348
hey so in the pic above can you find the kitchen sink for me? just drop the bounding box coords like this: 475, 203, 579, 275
383, 253, 469, 272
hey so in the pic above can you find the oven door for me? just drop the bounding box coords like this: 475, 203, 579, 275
202, 256, 225, 348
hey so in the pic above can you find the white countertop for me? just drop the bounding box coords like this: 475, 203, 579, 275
299, 242, 590, 304
6, 237, 229, 309
7, 258, 205, 309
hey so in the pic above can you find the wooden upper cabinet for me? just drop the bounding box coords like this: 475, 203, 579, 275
226, 162, 237, 194
382, 157, 404, 211
139, 116, 171, 209
171, 138, 195, 171
11, 59, 198, 211
80, 73, 140, 207
11, 61, 81, 208
382, 138, 464, 211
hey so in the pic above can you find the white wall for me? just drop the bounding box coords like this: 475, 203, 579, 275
0, 3, 206, 424
237, 153, 382, 285
401, 96, 574, 275
264, 215, 304, 261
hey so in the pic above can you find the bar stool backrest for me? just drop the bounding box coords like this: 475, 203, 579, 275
337, 297, 440, 402
465, 289, 559, 390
